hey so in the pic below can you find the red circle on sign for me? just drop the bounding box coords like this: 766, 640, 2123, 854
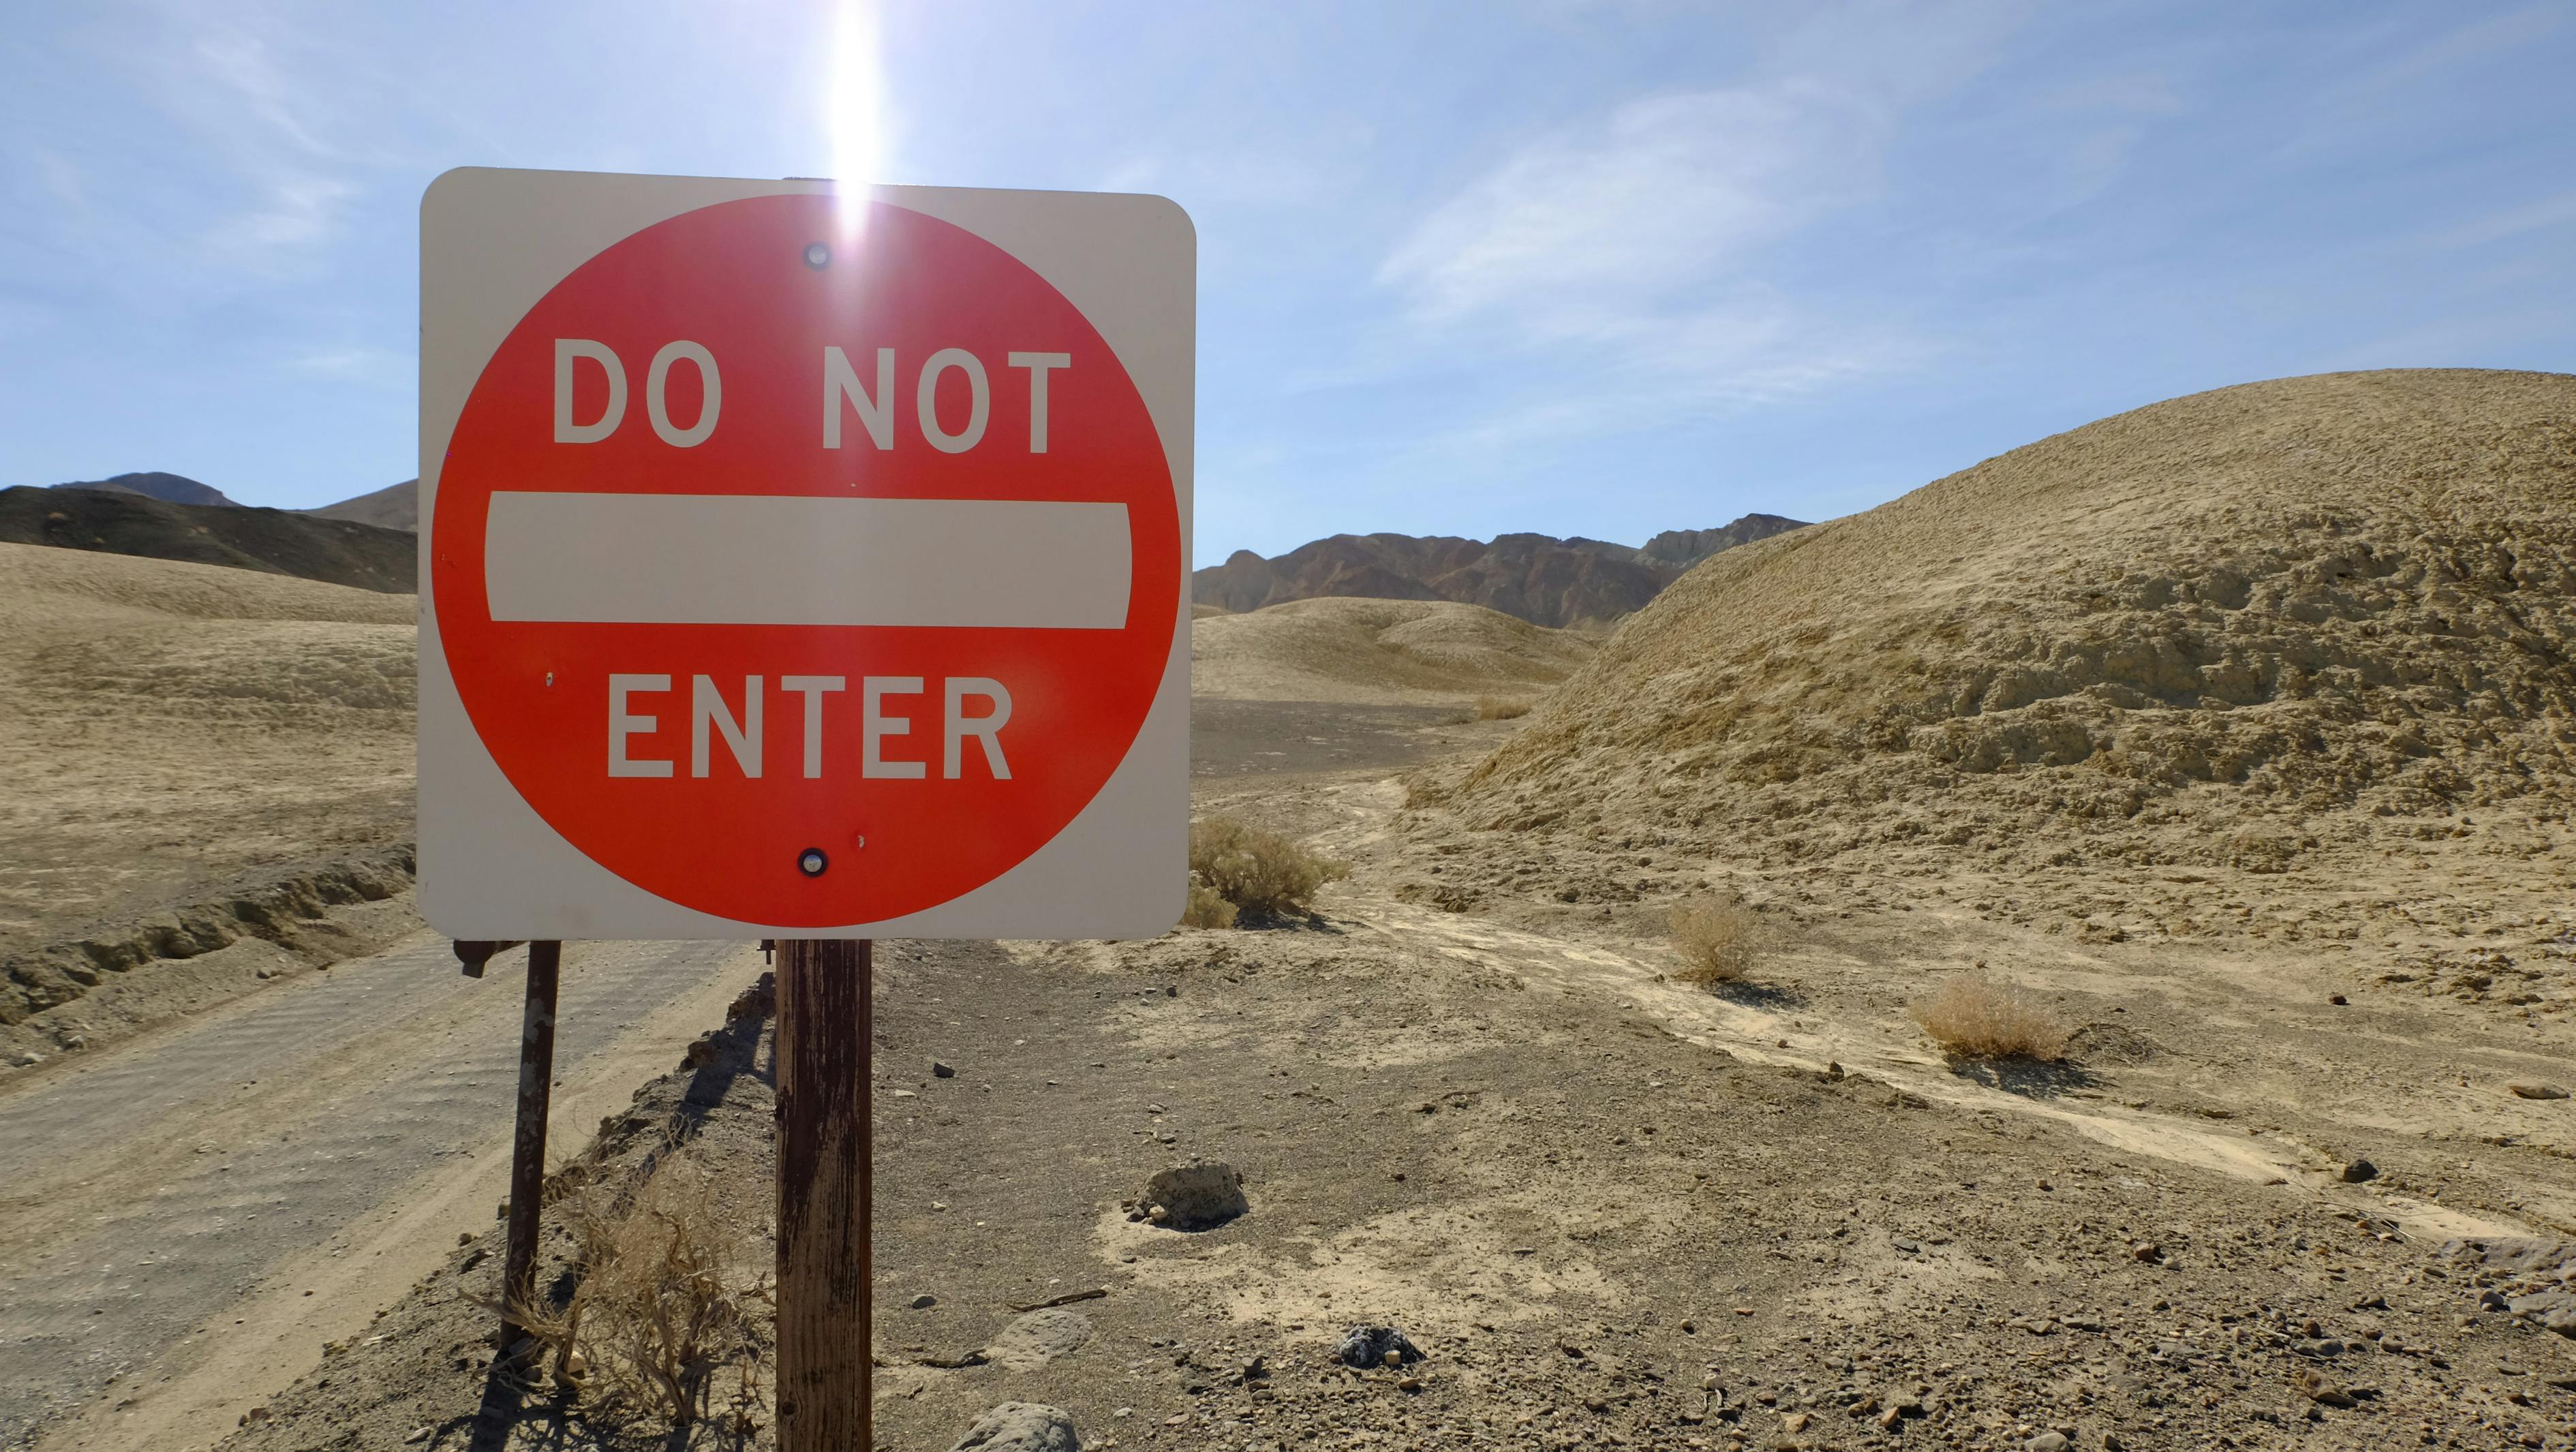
432, 194, 1180, 926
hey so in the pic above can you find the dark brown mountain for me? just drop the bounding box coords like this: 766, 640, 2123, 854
0, 485, 415, 593
52, 471, 239, 508
1639, 513, 1809, 567
1194, 514, 1807, 629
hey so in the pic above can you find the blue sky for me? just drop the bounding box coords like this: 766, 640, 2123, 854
3, 1, 2571, 559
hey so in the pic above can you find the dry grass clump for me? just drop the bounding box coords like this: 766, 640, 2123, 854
506, 1156, 770, 1427
1473, 695, 1533, 720
1667, 895, 1760, 983
1181, 872, 1239, 929
1188, 816, 1348, 919
1910, 976, 2073, 1061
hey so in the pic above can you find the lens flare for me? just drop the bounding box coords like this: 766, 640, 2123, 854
826, 0, 885, 235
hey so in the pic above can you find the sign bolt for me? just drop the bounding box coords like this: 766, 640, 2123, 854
797, 847, 829, 878
801, 241, 831, 271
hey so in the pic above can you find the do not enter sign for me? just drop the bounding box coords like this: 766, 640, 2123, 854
418, 170, 1193, 938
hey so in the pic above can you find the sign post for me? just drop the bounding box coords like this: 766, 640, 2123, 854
773, 939, 872, 1447
418, 169, 1192, 1445
502, 940, 561, 1346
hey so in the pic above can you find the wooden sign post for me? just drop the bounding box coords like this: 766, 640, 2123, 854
774, 939, 872, 1449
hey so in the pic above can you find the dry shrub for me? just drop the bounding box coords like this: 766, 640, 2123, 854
507, 1156, 769, 1427
1181, 872, 1238, 929
1189, 816, 1347, 918
1910, 976, 2072, 1061
1668, 895, 1760, 983
1474, 696, 1533, 720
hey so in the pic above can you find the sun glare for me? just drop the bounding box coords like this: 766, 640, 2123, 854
826, 0, 885, 232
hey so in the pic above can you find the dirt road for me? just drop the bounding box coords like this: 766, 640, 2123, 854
0, 698, 1479, 1452
0, 931, 767, 1451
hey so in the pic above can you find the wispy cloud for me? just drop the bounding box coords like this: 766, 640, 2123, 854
1379, 85, 1876, 337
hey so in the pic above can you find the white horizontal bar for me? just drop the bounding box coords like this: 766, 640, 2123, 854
482, 492, 1131, 629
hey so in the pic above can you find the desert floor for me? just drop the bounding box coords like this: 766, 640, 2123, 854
187, 700, 2576, 1452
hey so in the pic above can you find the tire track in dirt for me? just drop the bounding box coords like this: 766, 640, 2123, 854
0, 933, 763, 1449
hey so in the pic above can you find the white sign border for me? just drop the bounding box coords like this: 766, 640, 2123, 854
417, 168, 1193, 940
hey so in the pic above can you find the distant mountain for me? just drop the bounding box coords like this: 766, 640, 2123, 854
1193, 514, 1807, 629
1639, 514, 1810, 568
305, 478, 418, 531
0, 486, 415, 593
53, 472, 239, 508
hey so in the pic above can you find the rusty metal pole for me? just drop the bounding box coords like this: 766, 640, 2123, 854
500, 939, 562, 1346
776, 938, 871, 1451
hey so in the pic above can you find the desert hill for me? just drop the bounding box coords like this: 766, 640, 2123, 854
305, 476, 420, 531
0, 484, 415, 592
52, 470, 238, 508
1194, 513, 1806, 629
1437, 369, 2576, 899
0, 543, 414, 1016
1192, 597, 1595, 704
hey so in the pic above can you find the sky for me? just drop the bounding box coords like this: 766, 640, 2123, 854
3, 1, 2572, 559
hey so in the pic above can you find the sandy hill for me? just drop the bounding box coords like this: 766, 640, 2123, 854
1435, 369, 2576, 897
0, 484, 415, 592
1195, 513, 1806, 629
52, 470, 238, 508
305, 477, 419, 531
0, 542, 415, 1013
1192, 596, 1596, 704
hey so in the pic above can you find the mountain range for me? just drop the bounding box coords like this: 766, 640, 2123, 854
1193, 514, 1807, 629
32, 472, 1807, 627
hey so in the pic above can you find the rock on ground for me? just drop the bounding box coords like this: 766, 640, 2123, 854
948, 1401, 1079, 1451
1137, 1158, 1248, 1229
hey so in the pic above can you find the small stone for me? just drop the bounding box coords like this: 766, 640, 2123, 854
910, 1293, 939, 1310
2328, 993, 2347, 1006
457, 1232, 473, 1247
948, 1401, 1079, 1451
404, 1428, 433, 1445
2509, 1083, 2570, 1100
2130, 1242, 2162, 1262
1781, 1411, 1811, 1433
2293, 1366, 2356, 1408
2025, 1434, 2068, 1452
239, 1406, 271, 1426
2340, 1158, 2378, 1184
12, 1053, 40, 1068
1397, 1375, 1422, 1391
933, 1060, 957, 1078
